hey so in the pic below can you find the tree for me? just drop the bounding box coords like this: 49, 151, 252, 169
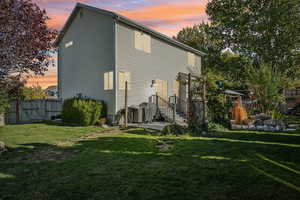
206, 0, 300, 75
0, 76, 25, 98
206, 71, 233, 128
175, 23, 220, 54
0, 0, 57, 80
247, 64, 287, 114
218, 52, 251, 87
21, 86, 47, 99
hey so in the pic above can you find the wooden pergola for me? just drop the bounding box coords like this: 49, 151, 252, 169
177, 72, 208, 128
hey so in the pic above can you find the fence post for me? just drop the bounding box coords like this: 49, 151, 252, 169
44, 99, 47, 120
202, 76, 208, 131
156, 92, 159, 110
173, 94, 176, 123
187, 73, 192, 125
125, 81, 128, 128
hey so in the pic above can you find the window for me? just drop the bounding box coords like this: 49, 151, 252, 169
104, 71, 114, 90
119, 71, 131, 90
65, 41, 73, 48
155, 80, 168, 106
173, 80, 179, 96
187, 52, 195, 66
134, 31, 151, 53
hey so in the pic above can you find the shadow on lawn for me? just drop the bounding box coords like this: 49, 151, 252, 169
0, 131, 300, 200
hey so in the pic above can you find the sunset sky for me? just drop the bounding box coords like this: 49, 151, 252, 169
27, 0, 209, 88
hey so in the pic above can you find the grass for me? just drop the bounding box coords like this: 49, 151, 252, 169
0, 124, 300, 200
0, 123, 100, 148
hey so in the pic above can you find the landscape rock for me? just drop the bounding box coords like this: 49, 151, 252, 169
255, 113, 271, 121
288, 124, 299, 129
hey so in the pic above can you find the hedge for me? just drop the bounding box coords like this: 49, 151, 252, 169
62, 97, 106, 126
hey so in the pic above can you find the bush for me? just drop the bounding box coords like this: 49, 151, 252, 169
208, 122, 228, 132
161, 124, 186, 136
62, 97, 106, 126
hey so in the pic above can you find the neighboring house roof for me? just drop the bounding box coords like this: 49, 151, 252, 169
46, 85, 57, 91
45, 85, 58, 97
54, 3, 206, 57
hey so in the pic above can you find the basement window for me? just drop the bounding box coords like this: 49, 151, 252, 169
104, 71, 114, 90
134, 31, 151, 53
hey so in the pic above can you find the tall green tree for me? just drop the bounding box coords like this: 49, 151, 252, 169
206, 0, 300, 75
175, 23, 219, 54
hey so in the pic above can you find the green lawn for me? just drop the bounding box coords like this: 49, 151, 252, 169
0, 124, 300, 200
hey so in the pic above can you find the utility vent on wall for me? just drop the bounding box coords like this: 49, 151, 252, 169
65, 41, 74, 48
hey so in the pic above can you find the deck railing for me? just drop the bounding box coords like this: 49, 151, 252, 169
284, 89, 300, 98
150, 94, 176, 122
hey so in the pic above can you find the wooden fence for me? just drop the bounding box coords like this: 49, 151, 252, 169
6, 99, 62, 124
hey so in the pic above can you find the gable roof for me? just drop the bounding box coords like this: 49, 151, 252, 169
54, 3, 206, 56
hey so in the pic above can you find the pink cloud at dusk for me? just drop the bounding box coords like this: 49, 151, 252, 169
42, 0, 208, 36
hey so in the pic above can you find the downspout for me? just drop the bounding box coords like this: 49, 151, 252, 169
113, 19, 118, 121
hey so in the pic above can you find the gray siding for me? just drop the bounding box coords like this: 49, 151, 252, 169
115, 22, 201, 112
58, 8, 115, 116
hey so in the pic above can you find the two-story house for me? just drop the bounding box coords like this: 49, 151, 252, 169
54, 3, 206, 122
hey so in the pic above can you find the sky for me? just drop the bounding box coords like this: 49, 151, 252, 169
27, 0, 209, 88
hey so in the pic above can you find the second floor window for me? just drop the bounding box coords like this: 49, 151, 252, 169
134, 31, 151, 53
